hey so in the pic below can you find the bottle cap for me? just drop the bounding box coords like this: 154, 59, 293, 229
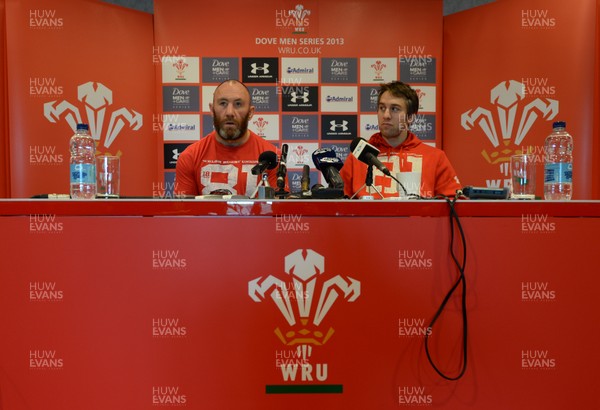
76, 123, 90, 131
552, 121, 566, 129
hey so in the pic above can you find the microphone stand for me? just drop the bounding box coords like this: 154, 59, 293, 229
250, 172, 275, 199
351, 164, 383, 199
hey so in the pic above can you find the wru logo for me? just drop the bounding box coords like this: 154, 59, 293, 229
249, 249, 360, 346
461, 79, 558, 164
44, 81, 143, 148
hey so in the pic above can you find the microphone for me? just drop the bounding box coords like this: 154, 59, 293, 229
251, 151, 278, 175
311, 148, 344, 190
276, 144, 288, 190
301, 164, 311, 196
350, 137, 392, 176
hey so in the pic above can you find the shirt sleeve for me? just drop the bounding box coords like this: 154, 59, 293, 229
174, 149, 199, 196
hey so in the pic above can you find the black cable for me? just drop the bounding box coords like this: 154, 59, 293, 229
423, 195, 468, 380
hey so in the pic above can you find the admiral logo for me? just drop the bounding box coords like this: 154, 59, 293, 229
29, 9, 63, 29
152, 386, 187, 406
29, 145, 63, 165
398, 249, 433, 269
399, 386, 433, 406
521, 282, 556, 301
249, 249, 359, 384
398, 318, 432, 337
163, 86, 200, 112
152, 181, 177, 199
45, 81, 143, 149
243, 58, 278, 83
152, 318, 187, 338
326, 95, 354, 103
159, 114, 200, 142
275, 4, 311, 34
521, 10, 556, 29
521, 350, 556, 370
29, 214, 63, 233
321, 115, 356, 140
286, 67, 314, 74
365, 123, 379, 132
275, 214, 310, 233
29, 350, 63, 369
29, 282, 63, 302
29, 77, 63, 97
521, 77, 556, 98
521, 214, 556, 233
152, 249, 187, 270
282, 86, 318, 112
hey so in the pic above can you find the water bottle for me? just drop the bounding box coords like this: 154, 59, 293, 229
69, 123, 97, 199
543, 121, 573, 200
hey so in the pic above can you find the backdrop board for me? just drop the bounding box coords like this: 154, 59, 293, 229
4, 0, 158, 198
153, 0, 443, 196
442, 0, 600, 199
0, 200, 599, 409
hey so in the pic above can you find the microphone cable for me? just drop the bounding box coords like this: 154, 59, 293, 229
424, 194, 468, 380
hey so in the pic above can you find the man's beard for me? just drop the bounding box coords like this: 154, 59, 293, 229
213, 111, 251, 141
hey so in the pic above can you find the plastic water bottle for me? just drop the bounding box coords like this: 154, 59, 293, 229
69, 123, 97, 199
543, 121, 573, 200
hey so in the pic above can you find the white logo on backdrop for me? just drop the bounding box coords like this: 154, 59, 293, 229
43, 81, 143, 148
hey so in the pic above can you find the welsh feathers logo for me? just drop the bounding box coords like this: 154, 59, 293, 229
248, 249, 360, 346
44, 81, 143, 148
461, 80, 558, 164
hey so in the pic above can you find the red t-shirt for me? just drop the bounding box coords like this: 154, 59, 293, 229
175, 131, 280, 196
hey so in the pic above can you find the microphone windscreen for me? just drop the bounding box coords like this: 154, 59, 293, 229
258, 150, 278, 170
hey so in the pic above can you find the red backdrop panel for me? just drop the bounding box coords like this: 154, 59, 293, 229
5, 0, 158, 198
442, 0, 598, 199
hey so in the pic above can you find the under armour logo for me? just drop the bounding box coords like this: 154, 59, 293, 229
329, 120, 348, 131
290, 91, 309, 103
251, 63, 270, 74
172, 149, 181, 160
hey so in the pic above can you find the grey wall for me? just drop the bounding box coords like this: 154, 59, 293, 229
101, 0, 496, 16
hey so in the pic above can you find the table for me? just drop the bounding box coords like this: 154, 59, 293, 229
1, 199, 599, 409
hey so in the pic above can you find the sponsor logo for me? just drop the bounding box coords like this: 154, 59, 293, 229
281, 115, 317, 140
44, 82, 143, 149
321, 58, 357, 83
163, 143, 190, 169
461, 80, 559, 187
249, 250, 359, 383
521, 350, 556, 370
282, 86, 319, 112
152, 249, 187, 270
202, 57, 238, 83
249, 86, 279, 112
29, 282, 63, 302
158, 114, 200, 141
29, 214, 63, 233
321, 115, 357, 140
152, 386, 187, 406
242, 58, 279, 83
163, 86, 200, 112
29, 350, 63, 369
29, 9, 63, 29
521, 282, 556, 301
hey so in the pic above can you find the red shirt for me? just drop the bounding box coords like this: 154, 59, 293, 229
175, 131, 280, 196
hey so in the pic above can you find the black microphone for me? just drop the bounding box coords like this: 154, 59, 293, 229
251, 151, 278, 175
311, 148, 344, 190
350, 137, 392, 176
276, 144, 288, 190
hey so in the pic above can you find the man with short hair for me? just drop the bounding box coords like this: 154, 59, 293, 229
341, 81, 460, 198
175, 80, 280, 196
